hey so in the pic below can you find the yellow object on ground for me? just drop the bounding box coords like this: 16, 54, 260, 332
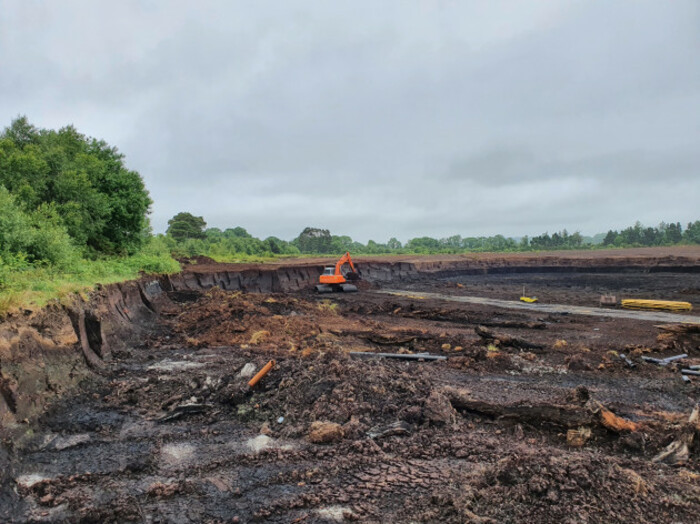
621, 299, 692, 312
520, 296, 538, 303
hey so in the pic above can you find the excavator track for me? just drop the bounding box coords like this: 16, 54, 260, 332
315, 283, 358, 293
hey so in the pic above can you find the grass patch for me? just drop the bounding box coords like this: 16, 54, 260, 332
0, 248, 180, 315
207, 253, 278, 264
317, 300, 339, 315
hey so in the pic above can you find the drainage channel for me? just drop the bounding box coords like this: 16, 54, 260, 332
376, 289, 700, 324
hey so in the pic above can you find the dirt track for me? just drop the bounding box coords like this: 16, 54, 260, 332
2, 248, 700, 523
379, 289, 700, 324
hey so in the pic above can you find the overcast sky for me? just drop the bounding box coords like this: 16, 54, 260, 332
1, 1, 698, 242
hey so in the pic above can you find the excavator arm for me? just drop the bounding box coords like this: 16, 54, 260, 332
334, 252, 357, 276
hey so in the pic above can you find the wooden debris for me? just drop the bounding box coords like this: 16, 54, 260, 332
567, 427, 592, 447
363, 334, 417, 345
479, 320, 547, 330
600, 294, 617, 306
443, 387, 595, 428
597, 402, 639, 432
367, 421, 412, 439
653, 404, 700, 466
349, 352, 447, 361
474, 325, 544, 350
157, 403, 210, 423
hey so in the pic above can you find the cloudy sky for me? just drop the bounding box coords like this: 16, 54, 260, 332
1, 1, 698, 242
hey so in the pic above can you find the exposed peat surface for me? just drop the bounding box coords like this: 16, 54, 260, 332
2, 248, 700, 523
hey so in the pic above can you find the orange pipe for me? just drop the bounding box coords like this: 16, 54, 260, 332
248, 360, 275, 388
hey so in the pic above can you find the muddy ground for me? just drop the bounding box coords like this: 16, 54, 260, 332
3, 257, 700, 523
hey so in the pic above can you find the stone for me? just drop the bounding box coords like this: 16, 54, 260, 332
238, 363, 256, 378
308, 421, 344, 444
423, 390, 456, 426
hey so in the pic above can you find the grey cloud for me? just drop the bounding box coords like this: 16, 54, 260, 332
446, 146, 700, 187
1, 0, 699, 242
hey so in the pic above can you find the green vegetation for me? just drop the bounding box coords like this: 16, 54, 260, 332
0, 236, 179, 314
159, 223, 301, 261
602, 221, 700, 247
163, 219, 700, 259
0, 118, 178, 313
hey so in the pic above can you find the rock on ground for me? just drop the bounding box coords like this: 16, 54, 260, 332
308, 421, 344, 444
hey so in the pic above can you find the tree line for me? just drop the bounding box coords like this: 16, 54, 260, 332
166, 213, 700, 258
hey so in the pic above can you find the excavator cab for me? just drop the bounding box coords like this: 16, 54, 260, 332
316, 252, 360, 293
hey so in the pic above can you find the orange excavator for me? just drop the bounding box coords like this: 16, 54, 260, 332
315, 252, 360, 293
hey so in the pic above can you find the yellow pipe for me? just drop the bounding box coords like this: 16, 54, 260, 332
621, 299, 692, 312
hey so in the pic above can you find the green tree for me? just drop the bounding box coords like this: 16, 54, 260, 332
223, 226, 252, 239
665, 222, 682, 244
685, 221, 700, 244
295, 227, 332, 254
0, 117, 152, 255
166, 212, 207, 241
387, 237, 402, 250
406, 237, 440, 252
603, 230, 618, 246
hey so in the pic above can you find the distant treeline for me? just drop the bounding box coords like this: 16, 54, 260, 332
164, 213, 700, 259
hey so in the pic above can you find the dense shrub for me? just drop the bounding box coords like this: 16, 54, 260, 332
0, 187, 78, 269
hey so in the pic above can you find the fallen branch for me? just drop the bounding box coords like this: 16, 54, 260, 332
479, 320, 547, 330
364, 335, 417, 346
349, 352, 447, 361
157, 403, 210, 423
474, 325, 544, 350
443, 386, 594, 428
444, 387, 640, 434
